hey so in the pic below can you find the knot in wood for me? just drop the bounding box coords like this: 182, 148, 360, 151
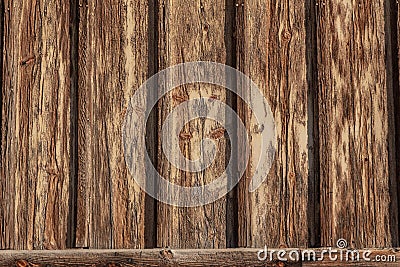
282, 30, 292, 41
160, 249, 174, 260
15, 260, 30, 267
20, 56, 36, 66
253, 124, 264, 133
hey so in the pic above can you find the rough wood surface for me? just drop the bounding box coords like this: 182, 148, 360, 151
0, 0, 400, 253
317, 0, 398, 247
156, 0, 231, 248
76, 0, 148, 248
0, 248, 398, 266
0, 249, 302, 267
0, 0, 71, 249
396, 0, 400, 245
236, 0, 310, 248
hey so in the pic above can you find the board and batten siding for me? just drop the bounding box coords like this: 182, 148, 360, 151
0, 0, 399, 250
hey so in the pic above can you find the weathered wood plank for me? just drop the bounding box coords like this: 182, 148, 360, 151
0, 0, 71, 249
317, 0, 398, 247
0, 248, 398, 266
236, 0, 310, 247
395, 0, 400, 246
76, 0, 148, 248
156, 0, 231, 248
0, 249, 302, 267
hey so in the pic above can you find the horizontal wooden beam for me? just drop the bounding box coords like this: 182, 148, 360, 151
0, 248, 398, 267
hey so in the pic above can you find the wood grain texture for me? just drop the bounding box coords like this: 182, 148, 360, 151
0, 0, 71, 249
157, 0, 231, 249
317, 0, 398, 247
0, 0, 399, 252
0, 248, 398, 266
236, 0, 310, 248
0, 249, 302, 267
395, 0, 400, 247
76, 0, 148, 248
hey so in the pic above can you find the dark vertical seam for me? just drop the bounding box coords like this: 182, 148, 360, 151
305, 0, 320, 247
67, 0, 79, 249
144, 0, 159, 249
224, 0, 238, 248
384, 0, 400, 247
234, 0, 246, 248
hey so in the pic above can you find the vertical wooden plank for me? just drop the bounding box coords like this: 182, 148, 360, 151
317, 0, 398, 247
395, 0, 400, 246
0, 0, 71, 249
236, 0, 310, 248
0, 2, 4, 247
157, 0, 230, 248
76, 0, 148, 248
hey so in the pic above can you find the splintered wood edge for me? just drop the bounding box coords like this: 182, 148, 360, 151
0, 248, 398, 266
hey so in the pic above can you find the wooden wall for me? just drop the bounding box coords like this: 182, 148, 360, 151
0, 0, 399, 250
